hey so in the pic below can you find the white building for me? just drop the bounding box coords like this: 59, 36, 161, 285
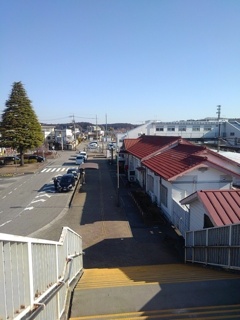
116, 119, 240, 149
122, 135, 240, 237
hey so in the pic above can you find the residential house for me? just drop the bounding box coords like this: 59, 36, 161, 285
121, 135, 240, 237
87, 125, 104, 141
180, 190, 240, 231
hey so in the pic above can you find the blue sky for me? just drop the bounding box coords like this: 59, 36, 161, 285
1, 0, 239, 125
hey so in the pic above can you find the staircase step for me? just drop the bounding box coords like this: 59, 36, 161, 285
76, 264, 240, 290
69, 304, 240, 319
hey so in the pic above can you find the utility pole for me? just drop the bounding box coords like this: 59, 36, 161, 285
71, 114, 76, 151
217, 105, 221, 152
105, 113, 108, 156
96, 115, 98, 142
105, 113, 108, 142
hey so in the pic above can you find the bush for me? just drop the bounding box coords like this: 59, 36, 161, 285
131, 190, 166, 225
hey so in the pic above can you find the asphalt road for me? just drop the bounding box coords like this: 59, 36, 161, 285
0, 150, 79, 236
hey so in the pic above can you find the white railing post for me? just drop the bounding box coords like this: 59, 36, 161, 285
27, 241, 35, 307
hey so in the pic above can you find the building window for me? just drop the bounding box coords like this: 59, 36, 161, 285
179, 126, 186, 131
230, 132, 235, 136
156, 127, 164, 131
167, 127, 175, 131
192, 127, 200, 131
204, 126, 212, 131
160, 184, 168, 207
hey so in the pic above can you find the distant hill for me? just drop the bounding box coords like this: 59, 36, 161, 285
41, 122, 138, 131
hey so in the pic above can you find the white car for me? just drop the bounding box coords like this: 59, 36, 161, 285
79, 151, 88, 161
88, 142, 98, 149
75, 155, 85, 165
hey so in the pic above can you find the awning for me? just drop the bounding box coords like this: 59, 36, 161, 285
79, 162, 99, 170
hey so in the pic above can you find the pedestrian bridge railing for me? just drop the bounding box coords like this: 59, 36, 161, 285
185, 223, 240, 271
0, 227, 83, 320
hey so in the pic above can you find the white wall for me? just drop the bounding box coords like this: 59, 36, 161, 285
172, 167, 232, 205
147, 166, 232, 232
188, 200, 206, 231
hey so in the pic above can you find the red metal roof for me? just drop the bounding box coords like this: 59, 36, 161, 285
142, 143, 207, 180
123, 138, 139, 150
124, 135, 181, 159
181, 190, 240, 227
124, 136, 240, 180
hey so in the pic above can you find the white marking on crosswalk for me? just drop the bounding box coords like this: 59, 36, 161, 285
40, 167, 75, 173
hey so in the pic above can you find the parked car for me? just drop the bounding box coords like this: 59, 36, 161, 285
67, 168, 79, 180
27, 155, 45, 162
88, 142, 98, 149
108, 143, 116, 150
57, 174, 75, 192
52, 175, 63, 190
75, 155, 85, 165
79, 151, 88, 161
3, 156, 20, 164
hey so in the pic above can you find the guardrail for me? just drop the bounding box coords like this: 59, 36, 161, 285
0, 227, 83, 320
185, 223, 240, 271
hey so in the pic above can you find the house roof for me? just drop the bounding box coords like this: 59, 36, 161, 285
141, 141, 240, 181
123, 138, 139, 150
180, 190, 240, 227
123, 135, 181, 159
142, 143, 208, 180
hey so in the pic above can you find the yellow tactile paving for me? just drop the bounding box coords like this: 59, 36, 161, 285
76, 263, 240, 289
69, 304, 240, 320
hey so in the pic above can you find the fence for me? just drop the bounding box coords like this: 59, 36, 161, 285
172, 200, 189, 237
0, 227, 83, 320
185, 223, 240, 271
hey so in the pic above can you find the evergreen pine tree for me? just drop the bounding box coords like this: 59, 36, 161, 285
0, 82, 44, 165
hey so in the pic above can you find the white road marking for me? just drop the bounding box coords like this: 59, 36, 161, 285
24, 207, 34, 211
31, 199, 46, 204
36, 194, 51, 198
40, 167, 69, 173
0, 220, 12, 227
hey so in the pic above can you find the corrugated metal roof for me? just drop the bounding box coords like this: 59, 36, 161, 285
123, 138, 139, 150
181, 190, 240, 227
142, 143, 207, 180
125, 135, 181, 159
123, 136, 240, 181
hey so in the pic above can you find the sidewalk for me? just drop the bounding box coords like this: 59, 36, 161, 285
32, 156, 184, 266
